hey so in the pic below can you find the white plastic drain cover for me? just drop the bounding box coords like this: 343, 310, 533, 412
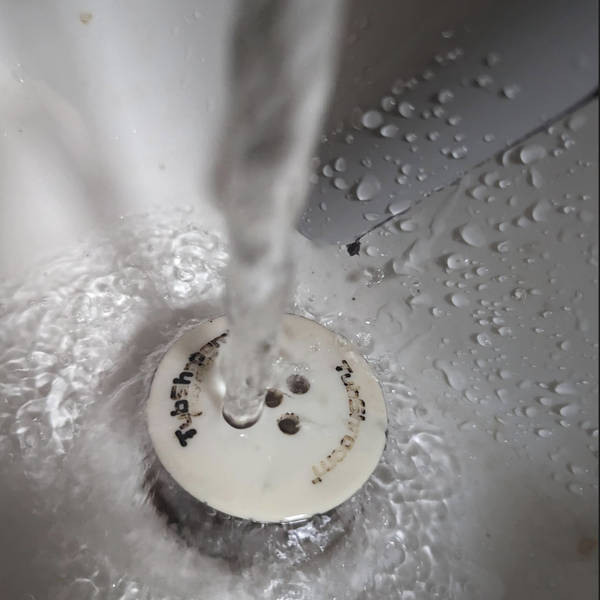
147, 314, 388, 523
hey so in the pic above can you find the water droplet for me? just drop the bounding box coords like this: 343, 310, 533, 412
530, 200, 551, 222
502, 84, 521, 99
483, 133, 495, 142
322, 164, 334, 177
476, 332, 492, 347
474, 74, 493, 87
536, 428, 553, 438
485, 52, 501, 67
567, 482, 584, 496
398, 220, 417, 232
380, 96, 396, 112
559, 404, 579, 417
387, 199, 411, 215
450, 145, 468, 159
567, 113, 586, 131
459, 223, 486, 247
554, 381, 576, 395
398, 101, 415, 118
356, 174, 381, 201
450, 293, 470, 307
432, 105, 445, 118
434, 359, 467, 391
519, 144, 547, 165
404, 132, 418, 143
361, 110, 384, 129
437, 89, 454, 104
365, 245, 378, 257
447, 114, 462, 126
528, 168, 543, 189
446, 253, 469, 270
363, 212, 382, 221
380, 124, 399, 138
334, 177, 349, 190
470, 185, 489, 201
495, 241, 511, 253
334, 157, 347, 172
427, 131, 440, 141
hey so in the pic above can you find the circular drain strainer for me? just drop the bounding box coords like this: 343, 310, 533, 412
147, 314, 387, 523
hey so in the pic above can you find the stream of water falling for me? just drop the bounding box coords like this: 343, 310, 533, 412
212, 0, 344, 427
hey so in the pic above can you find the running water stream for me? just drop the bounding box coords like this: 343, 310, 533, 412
212, 0, 344, 427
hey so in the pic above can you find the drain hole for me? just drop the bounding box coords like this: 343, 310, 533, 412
287, 374, 310, 394
265, 388, 283, 408
278, 413, 300, 435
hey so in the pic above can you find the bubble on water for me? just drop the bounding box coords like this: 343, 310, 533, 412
356, 174, 381, 201
520, 145, 547, 165
502, 84, 520, 99
380, 124, 399, 138
437, 89, 454, 104
398, 101, 415, 118
361, 109, 384, 129
459, 223, 486, 247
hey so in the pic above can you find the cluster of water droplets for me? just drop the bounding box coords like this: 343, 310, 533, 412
340, 106, 598, 506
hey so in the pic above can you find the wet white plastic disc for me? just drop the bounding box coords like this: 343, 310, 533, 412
147, 314, 388, 523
